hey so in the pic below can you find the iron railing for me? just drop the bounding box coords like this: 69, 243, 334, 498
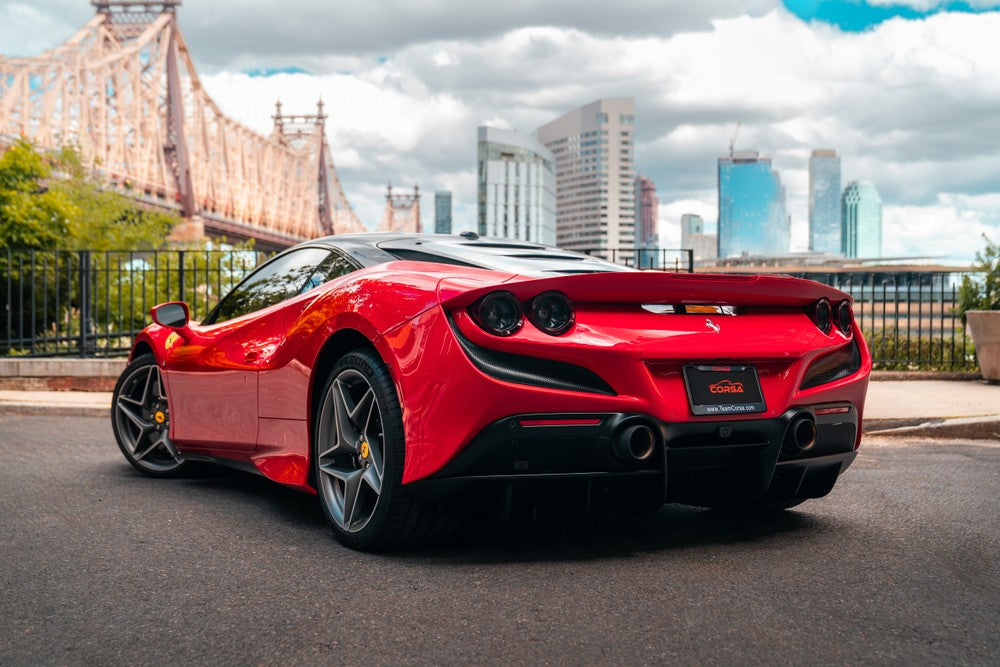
2, 249, 268, 357
0, 249, 978, 370
580, 247, 695, 272
783, 271, 976, 371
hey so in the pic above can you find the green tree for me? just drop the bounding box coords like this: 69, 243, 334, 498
957, 235, 1000, 320
0, 140, 178, 250
49, 145, 177, 250
0, 139, 76, 249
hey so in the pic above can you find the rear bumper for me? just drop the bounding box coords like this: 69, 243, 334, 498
409, 404, 858, 510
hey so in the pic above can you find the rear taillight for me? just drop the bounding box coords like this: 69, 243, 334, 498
470, 291, 523, 336
836, 300, 853, 336
809, 298, 833, 334
528, 291, 574, 336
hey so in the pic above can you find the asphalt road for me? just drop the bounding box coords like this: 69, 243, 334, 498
1, 415, 997, 665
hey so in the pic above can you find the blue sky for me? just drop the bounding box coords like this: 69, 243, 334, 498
784, 0, 1000, 30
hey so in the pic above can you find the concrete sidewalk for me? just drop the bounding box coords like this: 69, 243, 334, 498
2, 380, 999, 439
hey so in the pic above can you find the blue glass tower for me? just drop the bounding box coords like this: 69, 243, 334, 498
809, 149, 842, 254
717, 151, 789, 258
434, 191, 452, 234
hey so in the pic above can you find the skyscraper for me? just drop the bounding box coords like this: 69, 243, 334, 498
680, 213, 718, 262
717, 150, 789, 258
841, 180, 882, 258
434, 191, 452, 234
634, 174, 659, 267
477, 126, 556, 244
809, 149, 842, 254
535, 98, 635, 255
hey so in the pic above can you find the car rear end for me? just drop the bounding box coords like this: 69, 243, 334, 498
367, 243, 870, 513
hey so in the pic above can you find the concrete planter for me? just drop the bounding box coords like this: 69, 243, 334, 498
967, 310, 1000, 382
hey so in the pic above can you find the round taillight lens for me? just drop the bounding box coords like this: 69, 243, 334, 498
471, 291, 523, 336
813, 299, 832, 334
528, 291, 575, 335
836, 300, 853, 336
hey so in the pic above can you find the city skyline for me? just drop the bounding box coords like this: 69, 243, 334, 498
2, 1, 998, 262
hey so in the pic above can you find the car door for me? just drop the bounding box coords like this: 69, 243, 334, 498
164, 247, 334, 451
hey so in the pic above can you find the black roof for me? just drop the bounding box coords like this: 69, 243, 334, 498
306, 232, 634, 277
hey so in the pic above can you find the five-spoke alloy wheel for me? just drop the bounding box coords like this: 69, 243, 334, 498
112, 353, 187, 476
316, 365, 387, 535
314, 349, 452, 550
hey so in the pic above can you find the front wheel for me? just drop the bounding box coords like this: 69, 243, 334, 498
111, 353, 187, 476
313, 349, 453, 550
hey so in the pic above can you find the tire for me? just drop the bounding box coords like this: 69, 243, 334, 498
111, 353, 188, 477
313, 348, 454, 550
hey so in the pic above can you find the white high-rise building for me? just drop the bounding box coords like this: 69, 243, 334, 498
477, 127, 556, 245
535, 98, 636, 255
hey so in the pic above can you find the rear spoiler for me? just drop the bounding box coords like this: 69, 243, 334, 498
438, 271, 851, 309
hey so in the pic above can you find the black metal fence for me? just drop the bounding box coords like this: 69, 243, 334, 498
2, 249, 268, 357
0, 248, 978, 371
582, 248, 695, 272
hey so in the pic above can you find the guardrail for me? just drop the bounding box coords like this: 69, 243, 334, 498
2, 249, 268, 357
0, 248, 978, 370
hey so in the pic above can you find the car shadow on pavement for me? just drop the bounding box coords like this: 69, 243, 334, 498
415, 505, 843, 564
108, 460, 845, 561
108, 460, 329, 531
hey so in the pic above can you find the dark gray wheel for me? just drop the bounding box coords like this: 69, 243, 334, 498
111, 353, 187, 476
314, 348, 454, 550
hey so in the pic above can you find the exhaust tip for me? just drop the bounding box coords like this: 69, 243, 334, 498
784, 414, 817, 456
614, 424, 656, 462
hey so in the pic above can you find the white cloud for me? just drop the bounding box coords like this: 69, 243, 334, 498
3, 2, 999, 261
882, 194, 1000, 261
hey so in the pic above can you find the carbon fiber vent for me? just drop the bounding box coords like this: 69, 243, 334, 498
448, 318, 616, 396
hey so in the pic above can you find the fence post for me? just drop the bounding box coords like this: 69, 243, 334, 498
686, 249, 694, 274
177, 250, 186, 303
78, 251, 90, 357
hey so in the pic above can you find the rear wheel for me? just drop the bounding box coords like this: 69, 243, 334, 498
111, 353, 187, 476
313, 349, 453, 550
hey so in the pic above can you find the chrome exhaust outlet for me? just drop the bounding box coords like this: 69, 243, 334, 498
783, 414, 817, 456
613, 424, 657, 462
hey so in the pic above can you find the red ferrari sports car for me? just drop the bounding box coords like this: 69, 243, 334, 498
112, 232, 871, 549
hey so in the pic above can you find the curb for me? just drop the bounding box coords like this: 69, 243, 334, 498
0, 403, 110, 418
864, 415, 1000, 440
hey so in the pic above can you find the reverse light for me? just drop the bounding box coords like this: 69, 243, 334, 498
470, 291, 523, 336
810, 298, 833, 334
528, 291, 575, 335
836, 300, 854, 336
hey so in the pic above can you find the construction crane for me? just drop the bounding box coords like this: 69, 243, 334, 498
729, 122, 741, 158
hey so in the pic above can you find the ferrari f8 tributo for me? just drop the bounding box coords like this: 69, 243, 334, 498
112, 233, 871, 549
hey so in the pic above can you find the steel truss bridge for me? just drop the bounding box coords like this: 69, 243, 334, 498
0, 0, 391, 250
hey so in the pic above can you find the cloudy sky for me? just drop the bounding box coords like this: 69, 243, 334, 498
2, 0, 999, 262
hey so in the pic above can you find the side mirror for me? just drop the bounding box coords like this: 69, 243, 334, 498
151, 301, 190, 329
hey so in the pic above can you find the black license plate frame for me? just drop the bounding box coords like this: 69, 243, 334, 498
682, 364, 766, 416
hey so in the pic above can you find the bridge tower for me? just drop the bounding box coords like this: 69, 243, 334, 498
378, 184, 421, 233
0, 0, 364, 249
271, 99, 363, 237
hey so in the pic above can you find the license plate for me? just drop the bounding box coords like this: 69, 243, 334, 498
682, 364, 766, 416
